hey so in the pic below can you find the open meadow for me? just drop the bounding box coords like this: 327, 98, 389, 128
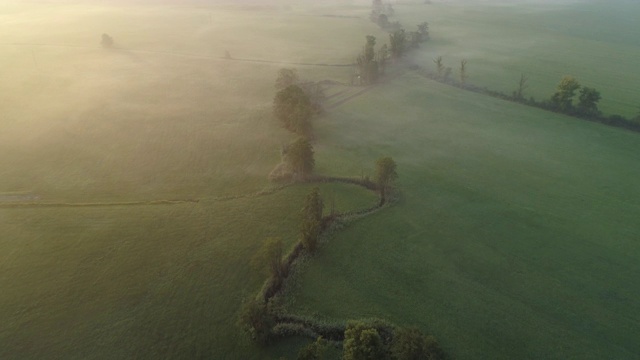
1, 0, 639, 359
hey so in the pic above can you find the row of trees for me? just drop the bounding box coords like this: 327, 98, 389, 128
239, 186, 324, 346
241, 155, 399, 345
297, 321, 445, 360
424, 56, 640, 131
343, 321, 445, 360
356, 23, 429, 85
370, 0, 398, 30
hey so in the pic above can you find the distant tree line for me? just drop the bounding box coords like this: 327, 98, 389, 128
355, 22, 429, 85
421, 57, 640, 132
370, 0, 400, 30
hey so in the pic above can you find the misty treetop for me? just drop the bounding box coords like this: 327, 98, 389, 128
343, 321, 386, 360
577, 87, 602, 117
275, 68, 326, 110
273, 84, 313, 136
100, 33, 114, 48
551, 75, 581, 112
356, 36, 381, 85
548, 76, 602, 117
275, 68, 299, 90
286, 137, 315, 179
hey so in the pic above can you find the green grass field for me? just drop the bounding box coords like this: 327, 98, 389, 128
1, 1, 640, 359
290, 74, 640, 359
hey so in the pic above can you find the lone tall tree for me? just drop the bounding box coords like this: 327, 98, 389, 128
356, 36, 379, 84
433, 56, 444, 79
459, 59, 468, 87
273, 85, 313, 135
551, 76, 581, 112
286, 137, 315, 179
513, 74, 529, 100
375, 156, 398, 204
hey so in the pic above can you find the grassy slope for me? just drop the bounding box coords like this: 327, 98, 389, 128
397, 1, 640, 118
289, 74, 640, 359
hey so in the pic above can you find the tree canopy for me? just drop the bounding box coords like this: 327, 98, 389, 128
238, 299, 274, 346
551, 76, 581, 111
343, 321, 385, 360
357, 36, 380, 85
273, 85, 313, 135
391, 327, 445, 360
276, 68, 299, 90
297, 337, 328, 360
286, 137, 315, 178
389, 29, 406, 58
577, 86, 601, 116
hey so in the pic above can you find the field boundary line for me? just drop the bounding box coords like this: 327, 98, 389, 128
0, 199, 199, 209
3, 42, 355, 67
